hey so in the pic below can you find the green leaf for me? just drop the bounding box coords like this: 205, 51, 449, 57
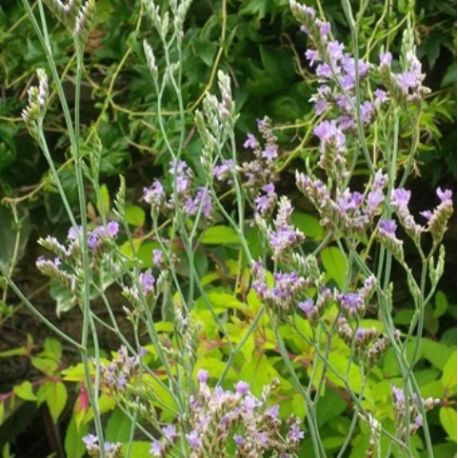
0, 346, 28, 358
99, 184, 110, 218
200, 225, 240, 245
125, 205, 145, 227
439, 407, 457, 442
121, 441, 151, 458
422, 339, 450, 370
31, 356, 59, 375
43, 381, 67, 423
441, 350, 457, 391
106, 409, 132, 442
64, 416, 88, 458
434, 291, 448, 318
13, 381, 37, 401
321, 247, 348, 290
43, 338, 62, 361
291, 212, 324, 241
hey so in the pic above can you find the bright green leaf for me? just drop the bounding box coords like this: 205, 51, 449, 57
321, 247, 348, 290
439, 407, 457, 442
200, 226, 240, 245
291, 212, 324, 240
64, 416, 88, 458
441, 350, 457, 391
13, 381, 37, 401
125, 205, 145, 227
43, 381, 68, 423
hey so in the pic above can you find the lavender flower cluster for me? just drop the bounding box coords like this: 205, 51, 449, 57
142, 159, 213, 219
82, 434, 122, 458
150, 371, 303, 457
391, 386, 440, 440
99, 345, 145, 392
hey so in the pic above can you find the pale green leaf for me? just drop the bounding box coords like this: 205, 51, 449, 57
440, 407, 457, 442
321, 247, 348, 290
200, 225, 240, 245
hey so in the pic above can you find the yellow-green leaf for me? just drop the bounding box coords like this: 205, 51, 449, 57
14, 381, 37, 401
43, 381, 67, 423
125, 205, 145, 227
200, 225, 240, 245
440, 407, 457, 442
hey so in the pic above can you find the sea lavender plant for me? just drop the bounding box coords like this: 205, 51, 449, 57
2, 1, 453, 457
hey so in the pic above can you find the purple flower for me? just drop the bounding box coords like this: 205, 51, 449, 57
235, 381, 250, 396
314, 98, 329, 115
317, 20, 331, 37
162, 425, 177, 441
288, 423, 304, 443
255, 183, 277, 216
185, 187, 213, 219
262, 143, 278, 161
106, 221, 119, 238
420, 210, 433, 221
266, 404, 280, 419
169, 160, 191, 194
360, 101, 375, 124
117, 374, 127, 390
374, 88, 388, 104
143, 180, 165, 206
150, 440, 163, 457
152, 249, 163, 267
186, 430, 201, 448
87, 232, 100, 250
243, 395, 258, 411
68, 225, 82, 241
366, 190, 384, 213
392, 188, 411, 208
327, 40, 344, 61
337, 190, 363, 213
314, 120, 346, 153
414, 414, 423, 428
197, 369, 209, 384
338, 292, 363, 314
436, 187, 452, 203
243, 133, 258, 149
379, 51, 392, 68
316, 63, 333, 78
298, 299, 314, 316
392, 386, 405, 405
378, 219, 397, 236
213, 159, 235, 181
234, 434, 245, 447
104, 442, 118, 453
139, 270, 155, 294
83, 434, 98, 448
305, 49, 320, 65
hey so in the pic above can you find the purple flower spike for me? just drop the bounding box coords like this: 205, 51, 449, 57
392, 188, 411, 208
243, 133, 258, 149
106, 221, 119, 238
197, 369, 209, 384
298, 299, 314, 316
234, 434, 245, 446
150, 440, 163, 457
379, 51, 392, 68
186, 430, 201, 448
288, 423, 305, 443
139, 270, 155, 294
379, 219, 397, 236
235, 381, 250, 396
162, 425, 177, 441
436, 187, 452, 203
374, 89, 388, 104
262, 143, 278, 161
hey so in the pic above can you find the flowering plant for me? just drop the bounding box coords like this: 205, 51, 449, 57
0, 0, 455, 457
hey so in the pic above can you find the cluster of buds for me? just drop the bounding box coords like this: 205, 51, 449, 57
336, 276, 376, 319
297, 287, 332, 324
336, 316, 394, 367
152, 371, 303, 457
142, 160, 213, 220
391, 386, 441, 441
251, 262, 311, 315
296, 172, 388, 236
255, 196, 305, 261
99, 346, 145, 392
238, 117, 279, 193
83, 434, 122, 458
21, 68, 48, 136
36, 221, 120, 314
